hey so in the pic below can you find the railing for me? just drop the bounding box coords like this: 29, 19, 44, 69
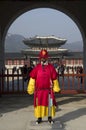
0, 69, 28, 95
58, 73, 86, 94
0, 68, 86, 95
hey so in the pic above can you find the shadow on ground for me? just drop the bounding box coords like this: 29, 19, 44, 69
0, 94, 86, 119
0, 94, 34, 115
54, 107, 86, 130
56, 94, 86, 106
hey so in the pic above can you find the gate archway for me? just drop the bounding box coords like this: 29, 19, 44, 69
0, 1, 86, 94
2, 2, 85, 71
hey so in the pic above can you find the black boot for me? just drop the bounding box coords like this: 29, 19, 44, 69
48, 116, 54, 124
36, 117, 42, 124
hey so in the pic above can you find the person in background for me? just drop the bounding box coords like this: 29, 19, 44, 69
27, 49, 60, 124
58, 64, 65, 76
28, 64, 34, 81
23, 64, 33, 82
23, 64, 28, 82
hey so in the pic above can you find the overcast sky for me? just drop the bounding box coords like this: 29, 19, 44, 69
8, 8, 82, 44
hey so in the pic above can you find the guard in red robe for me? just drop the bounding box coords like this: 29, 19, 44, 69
27, 49, 60, 124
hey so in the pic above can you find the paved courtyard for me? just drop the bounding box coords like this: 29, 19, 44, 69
0, 94, 86, 130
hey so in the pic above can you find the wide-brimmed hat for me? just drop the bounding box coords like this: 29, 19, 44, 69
39, 49, 49, 59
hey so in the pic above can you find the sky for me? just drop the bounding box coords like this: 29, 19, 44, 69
8, 8, 82, 44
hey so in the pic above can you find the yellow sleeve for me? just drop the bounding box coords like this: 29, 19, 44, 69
27, 78, 35, 95
53, 79, 61, 92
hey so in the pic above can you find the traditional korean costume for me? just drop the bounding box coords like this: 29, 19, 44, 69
27, 49, 60, 122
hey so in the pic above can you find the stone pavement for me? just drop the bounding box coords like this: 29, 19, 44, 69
0, 94, 86, 130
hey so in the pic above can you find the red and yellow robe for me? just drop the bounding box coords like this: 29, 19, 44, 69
27, 63, 60, 118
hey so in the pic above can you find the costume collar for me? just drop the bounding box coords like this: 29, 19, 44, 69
41, 61, 48, 66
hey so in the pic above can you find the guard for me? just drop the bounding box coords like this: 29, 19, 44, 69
27, 49, 60, 124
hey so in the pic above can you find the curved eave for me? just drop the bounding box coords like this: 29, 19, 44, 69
23, 37, 67, 48
23, 41, 66, 48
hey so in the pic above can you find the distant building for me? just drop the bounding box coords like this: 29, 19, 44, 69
5, 36, 83, 71
5, 52, 83, 68
22, 35, 67, 59
5, 52, 30, 69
